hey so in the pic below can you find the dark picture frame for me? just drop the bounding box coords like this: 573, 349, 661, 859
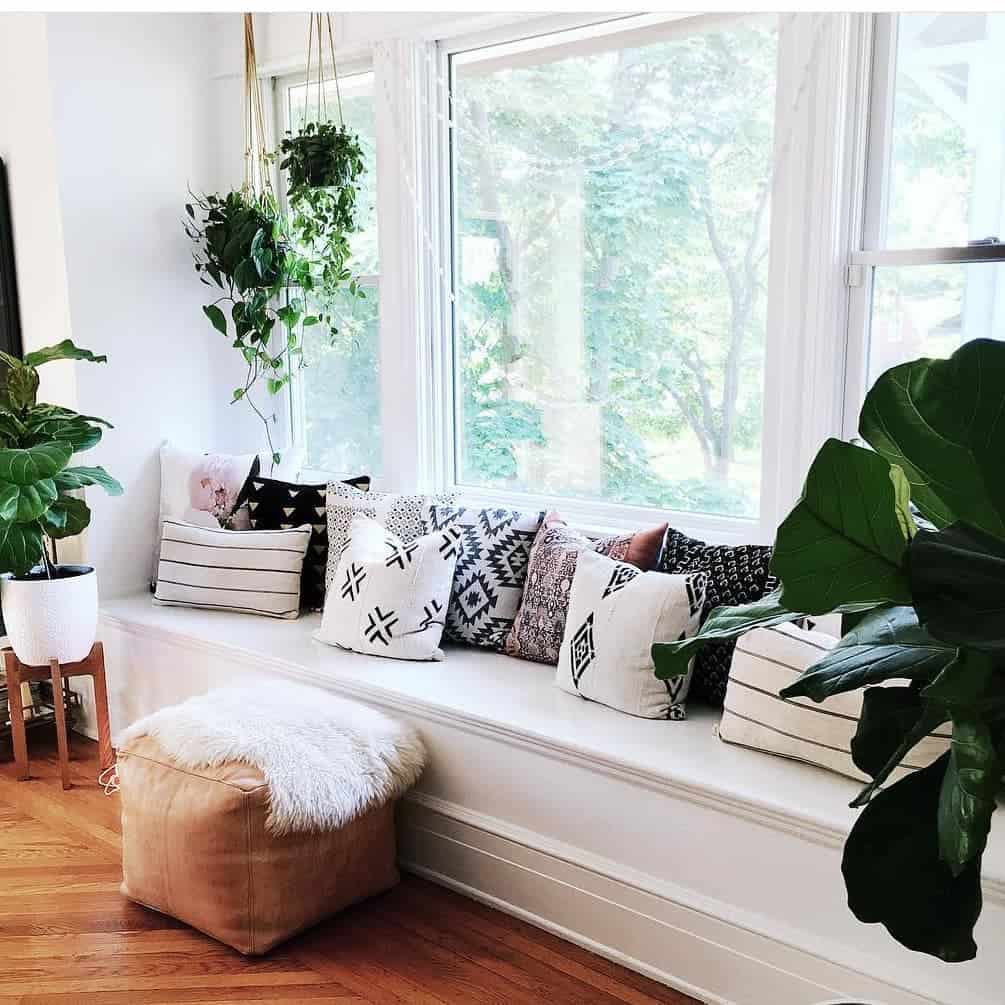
0, 157, 24, 359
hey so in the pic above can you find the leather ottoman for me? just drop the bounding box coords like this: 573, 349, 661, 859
117, 734, 400, 954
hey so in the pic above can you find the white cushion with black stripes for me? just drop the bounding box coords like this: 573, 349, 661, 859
154, 519, 311, 619
719, 623, 950, 782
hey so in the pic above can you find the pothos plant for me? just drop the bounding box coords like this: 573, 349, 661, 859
654, 338, 1005, 962
0, 341, 122, 577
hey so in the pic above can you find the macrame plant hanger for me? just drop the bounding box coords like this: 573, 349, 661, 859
301, 13, 343, 130
243, 13, 272, 198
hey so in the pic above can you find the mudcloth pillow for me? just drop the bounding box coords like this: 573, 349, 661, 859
556, 550, 706, 719
657, 527, 777, 707
423, 505, 544, 650
243, 475, 370, 610
317, 516, 460, 661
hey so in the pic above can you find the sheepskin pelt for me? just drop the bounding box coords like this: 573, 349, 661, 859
117, 682, 426, 835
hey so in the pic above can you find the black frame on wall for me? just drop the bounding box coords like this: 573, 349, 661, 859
0, 158, 24, 359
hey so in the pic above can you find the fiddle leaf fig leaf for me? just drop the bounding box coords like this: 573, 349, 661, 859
938, 715, 999, 876
843, 753, 981, 963
23, 415, 102, 453
860, 339, 1005, 540
907, 522, 1005, 650
40, 496, 90, 540
0, 442, 72, 485
772, 439, 914, 614
652, 588, 805, 681
781, 607, 956, 702
54, 465, 123, 496
0, 479, 59, 522
23, 340, 107, 368
0, 521, 45, 577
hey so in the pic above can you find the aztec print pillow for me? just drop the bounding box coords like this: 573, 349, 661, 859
423, 505, 544, 650
243, 475, 370, 611
556, 549, 706, 719
503, 512, 667, 666
324, 482, 455, 594
317, 516, 461, 661
657, 527, 777, 707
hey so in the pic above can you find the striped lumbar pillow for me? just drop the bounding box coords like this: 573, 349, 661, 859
154, 520, 312, 619
719, 622, 950, 783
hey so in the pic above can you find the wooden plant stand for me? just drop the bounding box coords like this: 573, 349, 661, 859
3, 642, 112, 790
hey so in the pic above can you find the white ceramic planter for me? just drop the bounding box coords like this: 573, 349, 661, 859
1, 565, 98, 666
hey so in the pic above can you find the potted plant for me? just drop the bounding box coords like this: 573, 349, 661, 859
654, 338, 1005, 963
0, 340, 122, 665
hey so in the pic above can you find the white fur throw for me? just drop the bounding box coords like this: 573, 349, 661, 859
117, 682, 426, 835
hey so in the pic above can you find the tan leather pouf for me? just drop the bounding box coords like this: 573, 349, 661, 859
117, 735, 400, 955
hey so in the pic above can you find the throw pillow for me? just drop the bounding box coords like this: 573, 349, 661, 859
154, 520, 311, 619
556, 550, 707, 719
658, 527, 777, 707
719, 623, 951, 781
324, 482, 455, 593
423, 505, 544, 650
242, 475, 371, 610
503, 512, 667, 665
317, 516, 460, 661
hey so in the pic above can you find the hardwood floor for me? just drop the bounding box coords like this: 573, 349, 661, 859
0, 731, 700, 1005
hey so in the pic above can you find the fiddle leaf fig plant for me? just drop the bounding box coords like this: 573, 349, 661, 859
653, 338, 1005, 963
0, 343, 122, 578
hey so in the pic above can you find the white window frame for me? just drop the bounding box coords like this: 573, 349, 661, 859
844, 13, 1005, 435
272, 63, 382, 483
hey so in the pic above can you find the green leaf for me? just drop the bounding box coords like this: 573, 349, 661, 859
772, 439, 914, 614
842, 753, 980, 962
0, 479, 59, 522
780, 607, 956, 702
938, 716, 999, 875
40, 496, 90, 539
23, 416, 102, 453
203, 304, 228, 336
0, 521, 45, 576
652, 588, 806, 682
0, 442, 72, 485
22, 340, 107, 368
849, 685, 945, 788
53, 465, 123, 496
906, 522, 1005, 650
860, 339, 1005, 540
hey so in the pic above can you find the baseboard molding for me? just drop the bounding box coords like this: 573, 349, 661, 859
398, 794, 956, 1005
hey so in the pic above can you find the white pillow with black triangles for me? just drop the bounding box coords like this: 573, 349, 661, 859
317, 515, 462, 661
556, 549, 707, 720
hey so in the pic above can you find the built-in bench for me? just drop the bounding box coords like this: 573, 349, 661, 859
97, 595, 1003, 1005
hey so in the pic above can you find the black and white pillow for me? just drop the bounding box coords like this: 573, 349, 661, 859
556, 550, 706, 719
154, 520, 311, 619
423, 505, 544, 650
325, 482, 455, 594
317, 516, 461, 661
658, 528, 777, 707
242, 475, 370, 610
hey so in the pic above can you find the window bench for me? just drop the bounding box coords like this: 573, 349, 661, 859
98, 595, 1002, 1005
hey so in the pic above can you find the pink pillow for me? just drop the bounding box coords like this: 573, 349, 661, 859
503, 512, 666, 665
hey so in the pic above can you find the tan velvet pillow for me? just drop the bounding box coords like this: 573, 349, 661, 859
503, 512, 667, 665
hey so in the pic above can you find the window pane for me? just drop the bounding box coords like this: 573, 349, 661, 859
885, 14, 1005, 249
300, 286, 381, 477
285, 71, 380, 477
868, 262, 1004, 384
452, 17, 777, 519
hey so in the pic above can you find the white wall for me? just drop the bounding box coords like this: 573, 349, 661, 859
44, 13, 257, 598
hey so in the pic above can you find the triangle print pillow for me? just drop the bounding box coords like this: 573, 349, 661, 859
556, 549, 706, 719
317, 516, 462, 661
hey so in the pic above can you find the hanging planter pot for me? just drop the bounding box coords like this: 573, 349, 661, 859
279, 120, 364, 200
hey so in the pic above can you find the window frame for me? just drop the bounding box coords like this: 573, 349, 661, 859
844, 13, 1005, 435
434, 12, 784, 543
273, 62, 383, 484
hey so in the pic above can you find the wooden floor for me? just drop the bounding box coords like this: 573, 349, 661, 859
0, 731, 699, 1005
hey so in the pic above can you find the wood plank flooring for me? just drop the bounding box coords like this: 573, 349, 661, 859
0, 731, 700, 1004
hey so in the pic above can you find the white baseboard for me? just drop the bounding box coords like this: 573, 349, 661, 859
398, 795, 959, 1005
